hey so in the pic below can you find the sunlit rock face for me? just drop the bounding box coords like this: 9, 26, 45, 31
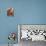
7, 8, 14, 16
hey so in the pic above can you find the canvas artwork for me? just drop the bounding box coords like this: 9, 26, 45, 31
7, 8, 14, 16
18, 25, 46, 46
8, 32, 17, 46
18, 25, 46, 42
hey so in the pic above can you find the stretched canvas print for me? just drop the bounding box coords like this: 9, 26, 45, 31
18, 24, 46, 46
7, 8, 14, 16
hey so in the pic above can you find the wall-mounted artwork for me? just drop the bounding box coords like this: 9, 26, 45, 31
18, 24, 46, 42
8, 32, 16, 46
7, 8, 14, 16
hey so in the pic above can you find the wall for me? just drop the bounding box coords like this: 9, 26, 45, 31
0, 0, 46, 44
